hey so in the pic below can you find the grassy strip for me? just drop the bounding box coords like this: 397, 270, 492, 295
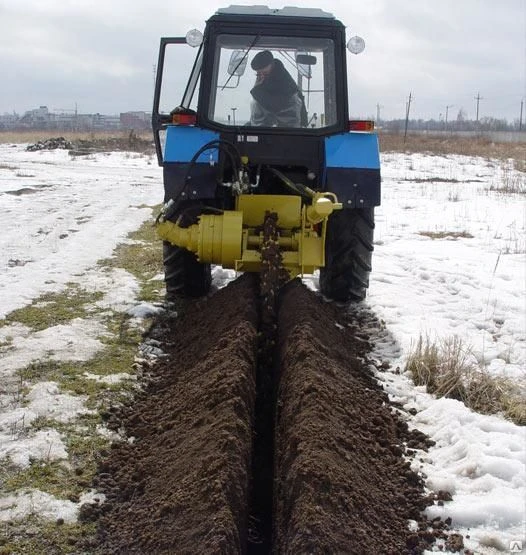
0, 517, 96, 555
3, 286, 104, 332
1, 216, 164, 552
100, 213, 163, 302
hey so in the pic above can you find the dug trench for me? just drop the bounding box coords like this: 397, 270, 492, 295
81, 274, 445, 554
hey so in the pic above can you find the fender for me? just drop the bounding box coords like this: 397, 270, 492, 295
324, 132, 381, 207
162, 126, 221, 202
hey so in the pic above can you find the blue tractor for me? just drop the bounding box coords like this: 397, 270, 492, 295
152, 6, 381, 302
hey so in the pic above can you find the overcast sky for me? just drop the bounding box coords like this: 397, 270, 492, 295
1, 0, 525, 122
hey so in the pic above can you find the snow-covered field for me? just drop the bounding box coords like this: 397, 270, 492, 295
0, 143, 524, 553
369, 153, 525, 552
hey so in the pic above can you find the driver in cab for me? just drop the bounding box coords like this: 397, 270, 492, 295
249, 50, 306, 127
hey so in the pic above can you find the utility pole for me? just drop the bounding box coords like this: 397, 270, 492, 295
376, 103, 383, 126
474, 92, 483, 122
520, 99, 524, 131
404, 92, 412, 142
445, 104, 454, 130
231, 107, 237, 126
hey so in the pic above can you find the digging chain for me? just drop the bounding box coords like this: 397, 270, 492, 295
259, 212, 289, 362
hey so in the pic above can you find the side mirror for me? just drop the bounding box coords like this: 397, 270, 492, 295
296, 53, 317, 79
228, 50, 248, 76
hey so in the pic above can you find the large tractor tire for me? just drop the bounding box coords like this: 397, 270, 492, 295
163, 242, 212, 299
319, 207, 375, 302
162, 200, 212, 299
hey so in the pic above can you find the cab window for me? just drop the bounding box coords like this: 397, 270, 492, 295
208, 35, 336, 129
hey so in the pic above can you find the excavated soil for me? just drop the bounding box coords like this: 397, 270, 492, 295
274, 282, 431, 553
84, 275, 439, 554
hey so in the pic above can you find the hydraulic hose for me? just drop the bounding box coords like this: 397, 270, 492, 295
265, 167, 315, 200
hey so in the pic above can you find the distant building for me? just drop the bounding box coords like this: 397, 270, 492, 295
120, 111, 150, 131
0, 112, 20, 129
0, 106, 152, 131
19, 106, 53, 128
93, 113, 121, 130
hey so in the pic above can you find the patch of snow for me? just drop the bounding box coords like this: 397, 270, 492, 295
27, 382, 90, 422
86, 267, 141, 312
0, 488, 106, 524
127, 302, 164, 319
0, 429, 68, 467
79, 489, 106, 506
212, 266, 238, 290
0, 490, 78, 523
414, 399, 525, 533
0, 318, 107, 376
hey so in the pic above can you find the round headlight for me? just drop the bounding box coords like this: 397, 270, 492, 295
186, 29, 203, 48
347, 35, 365, 55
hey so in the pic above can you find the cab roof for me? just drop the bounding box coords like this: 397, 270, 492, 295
215, 5, 335, 19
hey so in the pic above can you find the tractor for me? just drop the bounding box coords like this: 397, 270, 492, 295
152, 5, 381, 302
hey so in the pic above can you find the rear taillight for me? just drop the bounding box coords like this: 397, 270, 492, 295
172, 113, 197, 125
348, 120, 374, 132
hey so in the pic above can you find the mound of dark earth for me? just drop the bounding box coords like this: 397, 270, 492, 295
25, 134, 154, 155
26, 137, 73, 151
84, 275, 442, 554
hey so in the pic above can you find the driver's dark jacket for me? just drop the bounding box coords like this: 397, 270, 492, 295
250, 60, 306, 127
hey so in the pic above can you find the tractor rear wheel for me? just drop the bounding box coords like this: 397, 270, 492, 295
163, 243, 212, 299
163, 201, 212, 299
319, 208, 375, 302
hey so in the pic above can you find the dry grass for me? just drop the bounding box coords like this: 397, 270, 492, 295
402, 176, 460, 183
467, 372, 525, 424
379, 133, 526, 162
418, 231, 474, 240
406, 335, 525, 425
0, 129, 152, 145
0, 130, 155, 155
2, 130, 524, 161
489, 167, 526, 195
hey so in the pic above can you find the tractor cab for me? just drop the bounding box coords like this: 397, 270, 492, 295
152, 6, 366, 164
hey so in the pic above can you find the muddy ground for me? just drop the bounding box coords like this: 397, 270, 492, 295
82, 275, 449, 554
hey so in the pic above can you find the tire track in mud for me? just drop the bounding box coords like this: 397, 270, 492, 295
84, 275, 436, 554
